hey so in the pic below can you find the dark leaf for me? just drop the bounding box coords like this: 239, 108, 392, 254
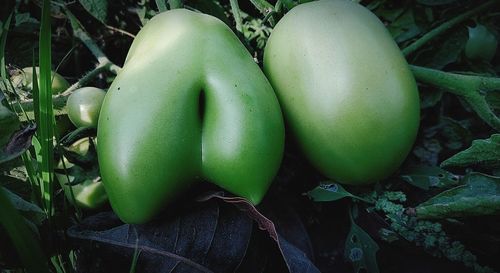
199, 192, 321, 273
79, 0, 108, 23
441, 134, 500, 169
426, 28, 468, 69
416, 172, 500, 219
345, 207, 380, 273
68, 200, 253, 273
186, 0, 230, 26
400, 166, 461, 190
1, 186, 45, 226
416, 0, 457, 6
307, 183, 356, 202
0, 124, 36, 163
486, 91, 500, 110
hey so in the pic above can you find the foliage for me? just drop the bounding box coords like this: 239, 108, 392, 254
0, 0, 499, 272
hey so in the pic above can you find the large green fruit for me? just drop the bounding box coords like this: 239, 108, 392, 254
98, 9, 284, 223
11, 67, 70, 94
264, 0, 420, 185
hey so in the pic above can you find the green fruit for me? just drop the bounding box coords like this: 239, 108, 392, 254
98, 9, 285, 223
55, 138, 107, 209
0, 104, 20, 147
11, 67, 70, 94
264, 0, 420, 185
67, 87, 106, 128
465, 24, 498, 62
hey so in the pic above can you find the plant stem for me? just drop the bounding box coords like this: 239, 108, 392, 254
230, 0, 243, 33
168, 0, 182, 9
249, 0, 276, 26
402, 0, 498, 57
411, 65, 500, 131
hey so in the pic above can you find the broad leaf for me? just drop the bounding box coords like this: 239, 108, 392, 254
199, 192, 320, 273
416, 0, 457, 6
345, 207, 380, 273
416, 173, 500, 219
1, 186, 45, 226
441, 134, 500, 169
79, 0, 108, 23
0, 124, 36, 163
68, 201, 253, 273
307, 183, 354, 202
401, 166, 460, 190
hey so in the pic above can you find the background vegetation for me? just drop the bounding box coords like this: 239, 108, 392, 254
0, 0, 499, 272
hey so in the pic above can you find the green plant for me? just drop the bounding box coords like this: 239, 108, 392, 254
55, 137, 107, 209
465, 24, 498, 62
97, 9, 285, 224
263, 0, 420, 185
11, 67, 70, 94
66, 87, 106, 128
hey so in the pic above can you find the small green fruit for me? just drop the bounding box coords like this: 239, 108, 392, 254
11, 67, 70, 94
67, 87, 106, 128
55, 137, 107, 209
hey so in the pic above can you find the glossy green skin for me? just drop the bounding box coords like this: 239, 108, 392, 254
98, 9, 284, 224
55, 138, 108, 209
264, 0, 420, 185
67, 87, 106, 128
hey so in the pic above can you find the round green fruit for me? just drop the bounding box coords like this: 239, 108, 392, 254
55, 137, 107, 209
67, 87, 106, 128
11, 67, 70, 94
264, 0, 420, 185
465, 24, 498, 62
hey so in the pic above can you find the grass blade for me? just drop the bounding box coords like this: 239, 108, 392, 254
38, 0, 55, 215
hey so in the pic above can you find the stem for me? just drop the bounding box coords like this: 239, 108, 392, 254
60, 62, 116, 96
13, 62, 117, 120
402, 0, 498, 56
155, 0, 167, 12
411, 65, 500, 131
168, 0, 182, 9
249, 0, 276, 26
230, 0, 243, 33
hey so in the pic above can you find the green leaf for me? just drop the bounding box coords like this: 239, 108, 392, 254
187, 0, 230, 26
155, 0, 167, 12
345, 206, 380, 273
2, 186, 45, 225
441, 134, 500, 169
486, 91, 500, 110
417, 0, 457, 5
308, 183, 355, 201
0, 186, 49, 273
15, 12, 39, 27
79, 0, 108, 24
401, 166, 461, 190
416, 172, 500, 219
426, 28, 467, 69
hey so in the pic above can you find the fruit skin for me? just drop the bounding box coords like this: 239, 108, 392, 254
11, 67, 70, 94
264, 0, 420, 185
67, 87, 106, 128
465, 24, 498, 62
55, 138, 107, 209
98, 9, 284, 224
